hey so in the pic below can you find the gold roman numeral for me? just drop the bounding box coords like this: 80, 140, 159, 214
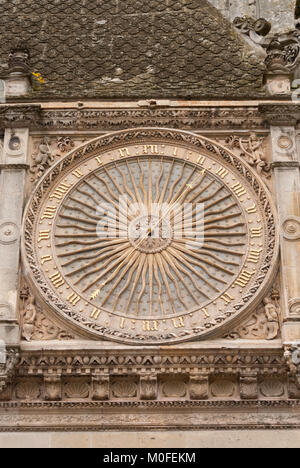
201, 308, 210, 319
95, 156, 103, 166
251, 227, 263, 238
119, 147, 131, 158
143, 145, 159, 154
50, 272, 65, 288
247, 249, 262, 264
41, 206, 57, 220
38, 230, 50, 242
72, 169, 83, 178
235, 269, 255, 287
232, 182, 246, 198
41, 255, 52, 265
197, 155, 206, 165
50, 183, 71, 200
221, 293, 235, 304
119, 317, 125, 329
90, 308, 101, 320
171, 317, 185, 329
143, 320, 159, 332
246, 203, 257, 214
67, 292, 81, 306
216, 167, 229, 179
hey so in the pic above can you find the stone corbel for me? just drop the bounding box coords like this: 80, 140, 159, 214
189, 373, 209, 400
140, 374, 158, 401
240, 371, 258, 400
92, 375, 110, 401
44, 376, 62, 401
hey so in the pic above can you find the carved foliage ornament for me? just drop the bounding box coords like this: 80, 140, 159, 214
22, 129, 279, 345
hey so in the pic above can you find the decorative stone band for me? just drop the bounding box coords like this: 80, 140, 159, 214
259, 104, 300, 126
0, 104, 300, 131
0, 105, 41, 130
1, 346, 299, 431
2, 400, 300, 431
0, 164, 30, 170
0, 105, 267, 131
272, 161, 300, 168
0, 370, 294, 402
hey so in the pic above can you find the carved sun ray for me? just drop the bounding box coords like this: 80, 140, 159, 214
55, 157, 247, 317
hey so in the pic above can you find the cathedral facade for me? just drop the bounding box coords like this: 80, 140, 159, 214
0, 0, 300, 447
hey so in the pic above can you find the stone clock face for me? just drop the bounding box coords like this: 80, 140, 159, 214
23, 129, 278, 345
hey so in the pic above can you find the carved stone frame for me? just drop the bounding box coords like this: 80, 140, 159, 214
21, 128, 280, 345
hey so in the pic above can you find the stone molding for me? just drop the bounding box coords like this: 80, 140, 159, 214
0, 348, 294, 405
2, 103, 300, 131
1, 104, 300, 131
259, 104, 300, 125
0, 105, 268, 131
2, 401, 300, 432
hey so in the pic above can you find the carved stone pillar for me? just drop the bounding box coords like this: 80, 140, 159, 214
270, 125, 300, 343
0, 128, 29, 344
240, 372, 258, 400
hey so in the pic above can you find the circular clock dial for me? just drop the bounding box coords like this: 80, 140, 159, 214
23, 129, 278, 345
54, 157, 246, 319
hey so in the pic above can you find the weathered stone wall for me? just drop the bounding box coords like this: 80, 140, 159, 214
209, 0, 296, 33
1, 431, 300, 448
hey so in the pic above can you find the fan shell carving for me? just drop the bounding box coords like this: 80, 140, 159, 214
161, 378, 187, 398
111, 378, 138, 399
64, 380, 90, 399
211, 378, 236, 398
259, 378, 285, 398
15, 381, 41, 400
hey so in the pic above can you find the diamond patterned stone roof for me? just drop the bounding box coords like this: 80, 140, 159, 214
0, 0, 266, 99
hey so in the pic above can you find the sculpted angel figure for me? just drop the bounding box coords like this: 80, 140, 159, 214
22, 296, 37, 341
30, 136, 54, 181
226, 134, 271, 179
263, 297, 280, 340
240, 134, 270, 176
